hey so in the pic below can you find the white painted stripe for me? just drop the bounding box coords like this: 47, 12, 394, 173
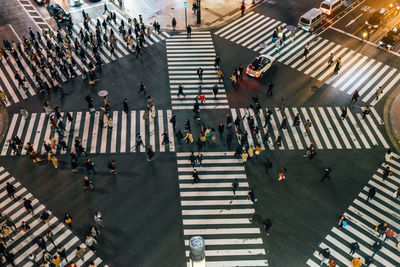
292, 107, 311, 148
176, 152, 235, 157
365, 114, 389, 148
162, 31, 171, 38
171, 99, 228, 104
278, 34, 316, 62
61, 114, 72, 155
318, 107, 341, 149
230, 16, 269, 42
140, 110, 146, 152
179, 174, 246, 180
356, 113, 377, 146
268, 109, 284, 150
81, 112, 90, 151
239, 108, 254, 147
332, 55, 368, 88
369, 72, 400, 105
290, 39, 329, 68
185, 249, 265, 256
100, 114, 108, 153
21, 114, 36, 155
274, 108, 294, 150
177, 158, 242, 164
32, 113, 46, 153
166, 45, 215, 49
158, 110, 165, 152
181, 208, 254, 215
249, 109, 265, 150
149, 111, 155, 150
90, 111, 100, 154
178, 166, 244, 172
110, 111, 118, 153
258, 109, 274, 150
239, 19, 280, 46
300, 108, 323, 149
358, 65, 390, 96
310, 107, 332, 149
199, 260, 268, 266
0, 66, 19, 103
347, 111, 370, 149
310, 46, 347, 78
16, 116, 26, 152
180, 191, 247, 197
181, 199, 251, 206
306, 258, 320, 267
334, 107, 360, 149
130, 110, 136, 152
71, 112, 82, 153
321, 50, 357, 82
120, 111, 127, 153
8, 51, 37, 95
215, 12, 256, 36
349, 62, 382, 95
327, 107, 351, 149
166, 110, 175, 152
282, 110, 303, 150
340, 59, 377, 92
183, 228, 260, 235
183, 218, 251, 225
184, 238, 263, 245
1, 114, 18, 155
370, 107, 384, 125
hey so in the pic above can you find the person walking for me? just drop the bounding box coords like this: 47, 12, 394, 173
241, 150, 248, 164
392, 187, 400, 199
264, 158, 272, 174
23, 198, 34, 215
277, 97, 285, 111
371, 240, 382, 256
226, 131, 233, 149
85, 236, 98, 253
376, 222, 388, 237
172, 18, 177, 30
263, 218, 272, 236
328, 53, 333, 66
318, 248, 330, 265
35, 236, 47, 252
278, 167, 286, 181
197, 67, 203, 81
382, 166, 392, 181
303, 43, 309, 60
40, 210, 50, 226
6, 182, 16, 200
292, 113, 300, 126
375, 86, 382, 100
108, 160, 117, 174
350, 90, 359, 105
147, 145, 155, 161
94, 211, 104, 228
304, 119, 312, 135
367, 186, 376, 202
186, 25, 192, 38
384, 228, 395, 242
192, 169, 200, 184
123, 99, 129, 113
340, 107, 347, 120
351, 257, 362, 267
267, 82, 273, 96
177, 84, 185, 97
214, 56, 221, 68
320, 167, 331, 183
362, 105, 370, 118
138, 81, 146, 95
64, 213, 72, 228
274, 133, 282, 147
232, 179, 238, 196
247, 188, 256, 202
86, 159, 97, 175
384, 148, 393, 165
6, 217, 17, 231
349, 242, 359, 255
241, 3, 245, 16
75, 246, 85, 259
217, 69, 224, 82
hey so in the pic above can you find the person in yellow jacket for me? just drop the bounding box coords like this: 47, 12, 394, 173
351, 257, 362, 267
217, 69, 224, 82
0, 90, 6, 104
255, 144, 262, 155
241, 150, 248, 164
248, 146, 254, 158
52, 255, 61, 267
51, 154, 59, 168
183, 131, 194, 144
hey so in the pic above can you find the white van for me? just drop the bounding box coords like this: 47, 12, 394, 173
320, 0, 345, 15
298, 8, 326, 32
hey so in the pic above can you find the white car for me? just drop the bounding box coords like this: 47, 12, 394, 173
246, 55, 275, 78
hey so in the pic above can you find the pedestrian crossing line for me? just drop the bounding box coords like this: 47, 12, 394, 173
347, 111, 370, 149
334, 107, 361, 149
0, 168, 106, 266
356, 113, 378, 146
300, 107, 323, 149
307, 154, 400, 266
239, 108, 254, 148
249, 109, 265, 150
177, 152, 268, 266
327, 107, 351, 149
309, 107, 332, 149
0, 110, 176, 156
214, 12, 400, 106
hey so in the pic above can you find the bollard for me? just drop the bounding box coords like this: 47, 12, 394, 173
189, 236, 205, 267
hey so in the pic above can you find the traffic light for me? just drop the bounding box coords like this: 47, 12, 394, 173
184, 1, 187, 8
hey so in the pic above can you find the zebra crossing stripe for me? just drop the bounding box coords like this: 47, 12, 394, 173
149, 113, 156, 149
215, 12, 256, 37
230, 15, 270, 42
347, 111, 370, 149
91, 111, 100, 154
356, 113, 378, 146
348, 61, 382, 94
100, 114, 108, 153
277, 34, 316, 62
139, 110, 146, 152
309, 107, 332, 149
82, 111, 91, 151
111, 111, 118, 153
290, 39, 329, 68
326, 107, 351, 149
32, 113, 46, 153
310, 45, 346, 78
292, 107, 311, 148
274, 109, 294, 150
268, 109, 284, 150
285, 110, 304, 150
61, 115, 72, 155
334, 107, 361, 149
340, 59, 375, 92
71, 112, 82, 153
318, 107, 341, 149
166, 110, 175, 152
130, 110, 136, 152
358, 65, 389, 96
120, 111, 127, 153
249, 109, 265, 150
369, 72, 400, 105
300, 107, 323, 149
158, 110, 165, 152
1, 114, 18, 155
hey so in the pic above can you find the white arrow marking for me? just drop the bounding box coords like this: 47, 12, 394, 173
345, 13, 363, 27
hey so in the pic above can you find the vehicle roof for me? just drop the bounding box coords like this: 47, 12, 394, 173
321, 0, 342, 5
301, 8, 324, 19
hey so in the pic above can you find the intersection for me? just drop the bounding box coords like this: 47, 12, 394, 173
0, 0, 399, 266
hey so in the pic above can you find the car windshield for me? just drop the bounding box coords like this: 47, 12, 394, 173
251, 57, 270, 70
368, 13, 382, 24
300, 17, 310, 24
321, 3, 330, 9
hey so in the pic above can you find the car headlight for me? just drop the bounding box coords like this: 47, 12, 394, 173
387, 44, 392, 48
379, 41, 383, 45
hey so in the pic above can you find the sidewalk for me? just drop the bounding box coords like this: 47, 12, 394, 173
384, 84, 400, 153
120, 0, 264, 30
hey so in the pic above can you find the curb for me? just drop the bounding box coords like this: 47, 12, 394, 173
383, 82, 400, 153
115, 0, 267, 32
0, 102, 9, 145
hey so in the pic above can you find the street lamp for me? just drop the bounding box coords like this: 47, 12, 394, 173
196, 0, 201, 24
184, 1, 188, 28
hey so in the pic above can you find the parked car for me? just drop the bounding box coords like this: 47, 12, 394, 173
246, 55, 275, 78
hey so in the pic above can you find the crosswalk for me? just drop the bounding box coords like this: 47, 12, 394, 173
306, 153, 400, 267
0, 166, 108, 266
0, 13, 169, 107
0, 109, 175, 156
215, 12, 400, 106
176, 152, 268, 266
230, 106, 388, 150
166, 32, 230, 110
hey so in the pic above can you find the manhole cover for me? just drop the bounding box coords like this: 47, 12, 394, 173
98, 90, 108, 97
311, 86, 319, 92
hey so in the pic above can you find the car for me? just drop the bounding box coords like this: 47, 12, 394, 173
365, 8, 390, 28
48, 4, 70, 23
34, 0, 49, 5
379, 25, 400, 49
246, 55, 275, 78
389, 0, 400, 11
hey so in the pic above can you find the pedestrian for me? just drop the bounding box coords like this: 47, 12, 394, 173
241, 3, 245, 16
214, 56, 221, 68
57, 246, 67, 263
6, 217, 16, 231
384, 228, 395, 242
123, 99, 129, 113
367, 186, 376, 202
108, 160, 117, 174
333, 57, 341, 74
177, 84, 185, 97
186, 25, 192, 38
371, 240, 382, 256
277, 97, 285, 111
362, 105, 370, 118
75, 246, 85, 259
328, 259, 337, 267
147, 145, 154, 161
264, 158, 272, 174
384, 148, 393, 165
382, 166, 392, 181
192, 169, 200, 184
226, 131, 233, 149
303, 43, 309, 60
304, 119, 311, 135
6, 182, 16, 199
274, 133, 282, 147
196, 152, 203, 166
320, 167, 331, 183
375, 222, 388, 237
103, 3, 109, 14
263, 218, 272, 235
183, 131, 193, 144
267, 82, 273, 96
138, 81, 146, 95
328, 53, 333, 66
217, 69, 224, 82
247, 188, 256, 202
340, 107, 347, 120
35, 236, 47, 251
28, 254, 36, 265
280, 115, 287, 129
85, 235, 98, 252
172, 18, 177, 30
40, 210, 50, 226
350, 90, 359, 105
86, 159, 97, 174
241, 150, 248, 164
162, 130, 171, 145
232, 179, 238, 196
197, 67, 203, 81
318, 248, 330, 265
64, 213, 72, 228
212, 84, 218, 97
20, 107, 29, 120
349, 242, 359, 255
351, 257, 362, 267
365, 256, 374, 266
23, 198, 34, 215
393, 187, 400, 199
375, 86, 382, 100
278, 167, 286, 181
46, 230, 56, 247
